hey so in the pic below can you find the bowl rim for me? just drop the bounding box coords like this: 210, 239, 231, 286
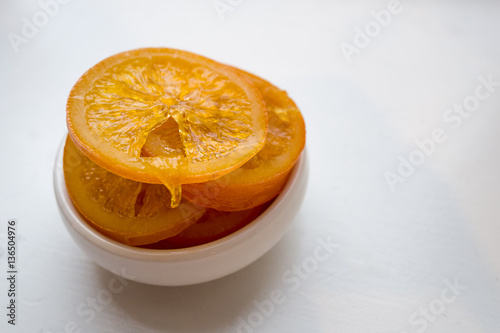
54, 135, 307, 262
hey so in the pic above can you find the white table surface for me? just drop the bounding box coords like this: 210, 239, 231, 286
1, 1, 500, 332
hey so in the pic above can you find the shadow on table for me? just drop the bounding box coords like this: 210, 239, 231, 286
94, 221, 304, 333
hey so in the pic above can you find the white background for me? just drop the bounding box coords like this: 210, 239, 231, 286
1, 0, 500, 332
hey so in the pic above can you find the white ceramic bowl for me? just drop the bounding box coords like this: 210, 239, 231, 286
53, 138, 308, 286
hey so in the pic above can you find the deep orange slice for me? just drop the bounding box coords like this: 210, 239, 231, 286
66, 48, 267, 208
63, 136, 205, 246
141, 203, 270, 249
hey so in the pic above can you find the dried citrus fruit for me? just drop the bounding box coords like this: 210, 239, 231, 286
66, 48, 267, 208
63, 136, 205, 246
171, 71, 305, 211
141, 203, 270, 249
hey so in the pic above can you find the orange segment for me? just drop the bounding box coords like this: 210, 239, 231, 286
67, 48, 267, 208
63, 136, 205, 246
179, 71, 306, 211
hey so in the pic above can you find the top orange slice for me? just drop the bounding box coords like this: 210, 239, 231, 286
66, 48, 267, 208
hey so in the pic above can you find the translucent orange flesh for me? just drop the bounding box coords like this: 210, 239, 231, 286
67, 48, 267, 208
63, 136, 205, 246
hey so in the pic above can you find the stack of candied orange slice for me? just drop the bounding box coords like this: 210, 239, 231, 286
64, 48, 305, 248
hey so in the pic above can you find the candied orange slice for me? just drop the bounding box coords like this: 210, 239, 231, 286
63, 136, 205, 246
177, 71, 305, 211
141, 203, 270, 249
66, 48, 267, 208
